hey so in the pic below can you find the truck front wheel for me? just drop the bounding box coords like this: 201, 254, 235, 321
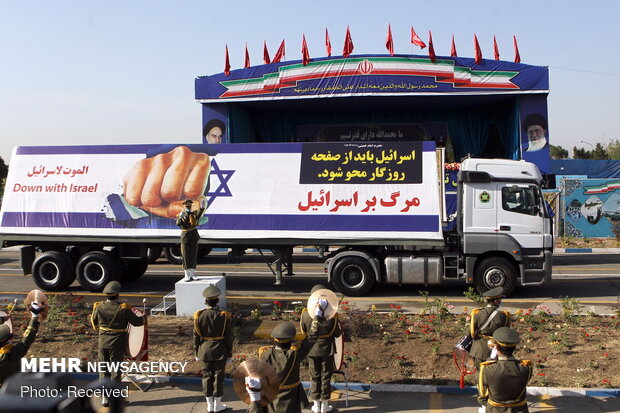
76, 251, 119, 291
474, 257, 517, 296
331, 256, 376, 297
32, 251, 75, 291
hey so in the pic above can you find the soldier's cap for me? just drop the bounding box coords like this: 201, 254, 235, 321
270, 321, 296, 342
310, 284, 328, 294
203, 285, 221, 299
493, 327, 520, 347
183, 199, 193, 206
0, 324, 11, 343
103, 281, 121, 295
483, 287, 504, 300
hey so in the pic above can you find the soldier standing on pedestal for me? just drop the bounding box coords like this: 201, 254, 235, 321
300, 284, 342, 413
177, 198, 207, 282
90, 280, 144, 406
468, 287, 511, 370
194, 285, 232, 413
478, 327, 533, 412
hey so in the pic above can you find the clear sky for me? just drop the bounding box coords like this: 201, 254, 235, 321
1, 1, 618, 163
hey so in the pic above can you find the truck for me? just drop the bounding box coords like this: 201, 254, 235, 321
0, 140, 552, 296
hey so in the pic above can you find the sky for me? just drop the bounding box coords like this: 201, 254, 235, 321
1, 1, 619, 163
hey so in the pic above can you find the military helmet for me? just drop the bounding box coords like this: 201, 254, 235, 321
310, 284, 328, 294
203, 285, 221, 299
483, 287, 504, 300
271, 321, 296, 341
103, 281, 121, 295
0, 324, 11, 344
493, 327, 520, 347
183, 199, 193, 206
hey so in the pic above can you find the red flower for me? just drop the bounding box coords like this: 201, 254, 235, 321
341, 301, 348, 305
537, 373, 546, 376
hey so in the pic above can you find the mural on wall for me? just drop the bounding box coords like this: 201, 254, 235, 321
562, 178, 620, 238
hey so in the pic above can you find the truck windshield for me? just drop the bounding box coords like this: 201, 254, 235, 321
501, 186, 538, 216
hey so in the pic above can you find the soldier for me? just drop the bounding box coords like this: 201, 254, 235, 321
468, 287, 510, 370
90, 280, 144, 405
300, 285, 342, 413
176, 198, 207, 281
194, 285, 233, 413
0, 302, 42, 387
259, 320, 318, 413
478, 327, 533, 412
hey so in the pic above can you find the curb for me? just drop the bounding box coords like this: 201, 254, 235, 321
73, 374, 619, 398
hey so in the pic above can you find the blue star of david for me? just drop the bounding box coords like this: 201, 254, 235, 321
206, 158, 234, 206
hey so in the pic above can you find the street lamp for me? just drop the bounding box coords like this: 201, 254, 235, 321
581, 140, 594, 148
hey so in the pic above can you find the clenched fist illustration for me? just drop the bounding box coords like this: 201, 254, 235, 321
123, 146, 211, 218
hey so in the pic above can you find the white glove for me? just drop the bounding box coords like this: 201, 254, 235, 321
195, 356, 199, 362
489, 346, 498, 360
245, 376, 262, 402
30, 302, 42, 319
200, 198, 208, 209
315, 298, 328, 318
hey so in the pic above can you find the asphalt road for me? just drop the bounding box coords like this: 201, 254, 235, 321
1, 249, 620, 315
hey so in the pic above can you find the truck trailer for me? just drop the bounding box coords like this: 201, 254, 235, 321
0, 140, 552, 296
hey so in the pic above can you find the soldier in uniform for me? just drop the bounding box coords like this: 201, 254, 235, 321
259, 320, 319, 413
300, 284, 342, 413
90, 280, 144, 405
467, 287, 510, 370
177, 198, 207, 281
0, 302, 42, 387
478, 327, 533, 412
194, 285, 233, 413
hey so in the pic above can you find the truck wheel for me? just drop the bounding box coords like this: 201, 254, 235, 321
331, 256, 376, 297
76, 251, 119, 291
121, 258, 149, 281
32, 251, 75, 291
474, 257, 517, 297
164, 246, 183, 265
147, 246, 163, 264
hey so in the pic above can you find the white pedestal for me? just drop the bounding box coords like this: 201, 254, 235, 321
175, 276, 227, 316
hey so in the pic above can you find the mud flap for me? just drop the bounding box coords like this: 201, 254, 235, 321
20, 245, 35, 275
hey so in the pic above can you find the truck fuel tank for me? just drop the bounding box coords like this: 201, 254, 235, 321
385, 256, 442, 285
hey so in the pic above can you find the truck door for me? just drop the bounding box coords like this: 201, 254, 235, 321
496, 184, 545, 253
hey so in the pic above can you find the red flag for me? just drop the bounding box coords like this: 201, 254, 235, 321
272, 39, 285, 63
513, 35, 521, 63
244, 43, 250, 68
450, 34, 457, 57
343, 26, 354, 57
302, 34, 310, 66
493, 35, 500, 60
428, 30, 436, 63
411, 26, 426, 49
386, 24, 394, 56
263, 41, 271, 64
224, 45, 231, 76
325, 28, 332, 57
474, 34, 482, 64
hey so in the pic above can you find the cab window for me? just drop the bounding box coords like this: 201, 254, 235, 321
501, 187, 538, 216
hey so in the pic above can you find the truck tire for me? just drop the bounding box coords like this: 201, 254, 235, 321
121, 258, 149, 281
164, 246, 183, 265
147, 246, 163, 264
331, 256, 376, 297
76, 251, 119, 291
32, 251, 75, 291
474, 257, 517, 297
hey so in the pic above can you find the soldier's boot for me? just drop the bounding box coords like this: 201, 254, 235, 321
213, 396, 228, 412
321, 400, 333, 413
206, 396, 214, 413
189, 268, 198, 280
184, 270, 191, 282
311, 400, 321, 412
